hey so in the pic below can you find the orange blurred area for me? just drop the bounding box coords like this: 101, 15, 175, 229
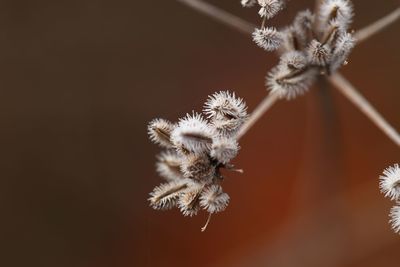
1, 0, 399, 266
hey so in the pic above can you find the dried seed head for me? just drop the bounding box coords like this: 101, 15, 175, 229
257, 0, 284, 19
307, 40, 332, 67
319, 0, 353, 29
280, 26, 300, 52
204, 91, 248, 136
389, 205, 400, 234
380, 164, 400, 201
200, 185, 230, 213
280, 51, 308, 70
148, 180, 188, 210
148, 118, 175, 148
178, 183, 204, 217
203, 91, 247, 121
330, 32, 355, 71
180, 154, 215, 182
252, 27, 283, 51
171, 113, 214, 154
241, 0, 257, 7
210, 137, 240, 164
156, 151, 184, 181
266, 65, 317, 100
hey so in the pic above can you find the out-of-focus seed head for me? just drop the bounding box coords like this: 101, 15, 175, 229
330, 32, 355, 71
390, 205, 400, 234
241, 0, 257, 7
170, 113, 214, 154
210, 137, 240, 164
257, 0, 284, 19
293, 9, 315, 46
156, 151, 185, 181
307, 40, 332, 67
380, 164, 400, 201
252, 27, 283, 51
318, 0, 354, 30
280, 51, 308, 70
200, 185, 230, 213
148, 118, 175, 148
148, 180, 188, 210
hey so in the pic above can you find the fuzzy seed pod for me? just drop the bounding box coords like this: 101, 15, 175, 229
178, 183, 204, 217
330, 32, 355, 71
148, 118, 175, 148
307, 40, 332, 67
390, 205, 400, 234
210, 137, 240, 164
257, 0, 284, 19
148, 180, 188, 210
280, 51, 308, 70
180, 154, 215, 182
293, 9, 315, 46
200, 185, 230, 213
318, 0, 353, 30
266, 65, 317, 100
170, 113, 214, 154
252, 27, 283, 51
156, 151, 185, 181
380, 164, 400, 201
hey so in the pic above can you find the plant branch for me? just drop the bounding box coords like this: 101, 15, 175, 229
237, 93, 280, 139
328, 72, 400, 147
176, 0, 254, 34
355, 7, 400, 44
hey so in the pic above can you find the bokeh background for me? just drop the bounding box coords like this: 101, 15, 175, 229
1, 0, 400, 266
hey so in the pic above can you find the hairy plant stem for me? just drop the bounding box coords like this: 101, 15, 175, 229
237, 93, 280, 139
329, 73, 400, 147
176, 0, 254, 34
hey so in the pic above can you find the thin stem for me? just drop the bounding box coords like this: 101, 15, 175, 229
328, 72, 400, 147
201, 212, 212, 232
237, 93, 280, 140
355, 7, 400, 44
176, 0, 254, 34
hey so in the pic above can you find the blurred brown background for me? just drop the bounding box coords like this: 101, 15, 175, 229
1, 0, 399, 266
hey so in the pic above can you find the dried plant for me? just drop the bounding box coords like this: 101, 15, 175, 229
148, 91, 247, 231
380, 164, 400, 233
149, 0, 400, 232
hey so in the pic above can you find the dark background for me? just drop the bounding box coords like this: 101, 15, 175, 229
1, 0, 399, 266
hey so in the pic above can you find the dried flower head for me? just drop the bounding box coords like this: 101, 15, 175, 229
200, 185, 230, 213
380, 164, 400, 201
252, 27, 283, 51
148, 91, 248, 230
389, 204, 400, 234
257, 0, 284, 19
307, 40, 332, 67
170, 113, 214, 154
148, 118, 175, 148
318, 0, 354, 29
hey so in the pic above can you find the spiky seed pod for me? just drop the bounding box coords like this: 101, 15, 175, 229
210, 137, 239, 164
241, 0, 257, 7
180, 154, 215, 182
156, 151, 185, 181
330, 32, 355, 71
390, 205, 400, 234
200, 185, 230, 213
178, 183, 204, 217
307, 40, 332, 67
280, 26, 301, 52
318, 0, 353, 30
293, 9, 315, 46
380, 164, 400, 201
203, 91, 248, 121
252, 27, 283, 51
170, 113, 214, 154
148, 118, 175, 148
266, 65, 317, 100
280, 51, 308, 70
257, 0, 284, 19
148, 180, 188, 210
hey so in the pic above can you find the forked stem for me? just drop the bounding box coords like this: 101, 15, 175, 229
237, 93, 280, 139
355, 7, 400, 44
176, 0, 254, 34
328, 73, 400, 147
